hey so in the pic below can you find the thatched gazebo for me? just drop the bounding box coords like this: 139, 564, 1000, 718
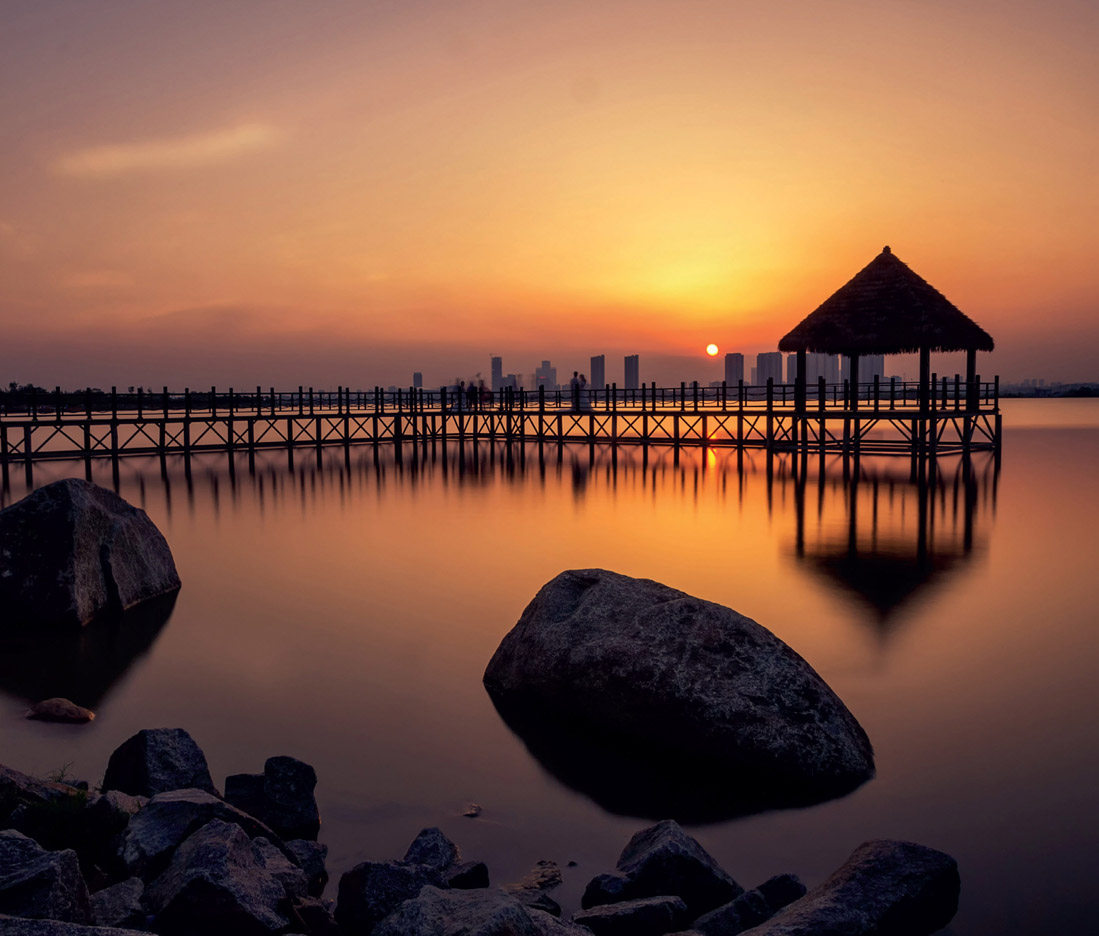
779, 246, 994, 411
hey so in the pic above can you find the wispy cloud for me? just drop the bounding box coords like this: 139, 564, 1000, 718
54, 123, 284, 178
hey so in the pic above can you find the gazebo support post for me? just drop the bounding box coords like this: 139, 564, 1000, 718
848, 353, 860, 452
796, 348, 807, 450
918, 346, 931, 454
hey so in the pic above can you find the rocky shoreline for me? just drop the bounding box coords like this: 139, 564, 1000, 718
1, 727, 959, 936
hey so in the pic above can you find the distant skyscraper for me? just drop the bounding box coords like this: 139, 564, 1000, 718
750, 366, 758, 386
413, 371, 423, 389
865, 354, 885, 382
756, 352, 784, 386
590, 354, 606, 390
724, 352, 744, 385
624, 354, 640, 390
490, 356, 503, 392
535, 360, 557, 389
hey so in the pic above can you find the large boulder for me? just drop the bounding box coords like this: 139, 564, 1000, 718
286, 839, 329, 898
738, 840, 959, 936
144, 819, 291, 935
0, 917, 148, 936
0, 479, 180, 630
484, 570, 874, 813
118, 788, 295, 881
0, 829, 91, 923
102, 729, 216, 799
225, 756, 320, 841
372, 886, 587, 936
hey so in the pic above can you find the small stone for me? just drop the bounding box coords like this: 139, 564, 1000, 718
572, 895, 690, 936
26, 699, 95, 723
462, 803, 483, 818
403, 827, 460, 871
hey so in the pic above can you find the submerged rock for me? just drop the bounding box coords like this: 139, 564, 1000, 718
26, 699, 95, 724
484, 570, 874, 816
741, 840, 959, 936
0, 829, 91, 923
102, 729, 216, 799
0, 479, 180, 630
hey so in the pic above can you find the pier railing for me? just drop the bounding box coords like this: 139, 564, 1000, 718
0, 377, 1001, 464
0, 376, 998, 419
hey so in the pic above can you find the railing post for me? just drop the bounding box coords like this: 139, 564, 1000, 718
111, 386, 118, 421
539, 384, 546, 413
680, 381, 686, 411
137, 387, 144, 420
611, 382, 617, 412
185, 387, 191, 418
163, 387, 169, 421
873, 375, 880, 414
298, 386, 304, 416
890, 376, 896, 410
255, 386, 262, 416
270, 387, 276, 417
210, 386, 217, 418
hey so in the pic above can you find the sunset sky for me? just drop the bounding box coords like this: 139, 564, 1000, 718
2, 0, 1096, 387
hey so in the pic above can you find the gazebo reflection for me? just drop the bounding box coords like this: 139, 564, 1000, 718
790, 452, 996, 635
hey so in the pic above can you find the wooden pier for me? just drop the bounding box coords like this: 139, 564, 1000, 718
0, 377, 1001, 467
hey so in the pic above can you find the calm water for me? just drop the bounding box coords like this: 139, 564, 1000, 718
2, 399, 1097, 934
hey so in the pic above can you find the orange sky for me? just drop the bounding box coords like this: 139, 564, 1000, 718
1, 0, 1096, 387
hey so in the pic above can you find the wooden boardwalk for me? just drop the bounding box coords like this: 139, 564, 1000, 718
0, 377, 1001, 466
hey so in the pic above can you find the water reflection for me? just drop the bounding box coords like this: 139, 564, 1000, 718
790, 453, 997, 636
0, 594, 177, 708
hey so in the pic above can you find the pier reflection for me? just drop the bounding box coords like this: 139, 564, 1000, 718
790, 453, 997, 635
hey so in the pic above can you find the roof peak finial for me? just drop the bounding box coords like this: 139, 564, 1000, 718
882, 245, 891, 254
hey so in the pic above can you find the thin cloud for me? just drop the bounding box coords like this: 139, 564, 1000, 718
54, 123, 284, 178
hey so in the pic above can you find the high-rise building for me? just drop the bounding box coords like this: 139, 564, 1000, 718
756, 352, 784, 386
724, 352, 744, 385
624, 354, 640, 390
412, 372, 423, 389
590, 354, 606, 390
750, 366, 758, 386
535, 360, 557, 389
786, 353, 798, 385
839, 354, 884, 386
490, 356, 503, 392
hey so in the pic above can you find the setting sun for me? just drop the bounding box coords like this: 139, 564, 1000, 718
706, 344, 719, 356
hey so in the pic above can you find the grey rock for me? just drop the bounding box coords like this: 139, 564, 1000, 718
88, 877, 145, 930
572, 895, 690, 936
335, 859, 442, 934
503, 860, 564, 916
118, 788, 292, 880
0, 479, 180, 630
529, 909, 593, 935
444, 860, 489, 889
754, 874, 805, 914
484, 570, 874, 806
0, 915, 149, 936
286, 839, 329, 898
26, 699, 95, 723
253, 836, 309, 900
693, 889, 772, 936
291, 896, 338, 936
403, 827, 460, 872
738, 840, 959, 936
225, 757, 320, 842
144, 819, 290, 935
223, 773, 265, 821
0, 829, 91, 923
1, 764, 90, 857
581, 872, 632, 909
617, 821, 742, 917
102, 729, 216, 799
372, 886, 562, 936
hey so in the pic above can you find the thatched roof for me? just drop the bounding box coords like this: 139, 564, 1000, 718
779, 246, 994, 355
